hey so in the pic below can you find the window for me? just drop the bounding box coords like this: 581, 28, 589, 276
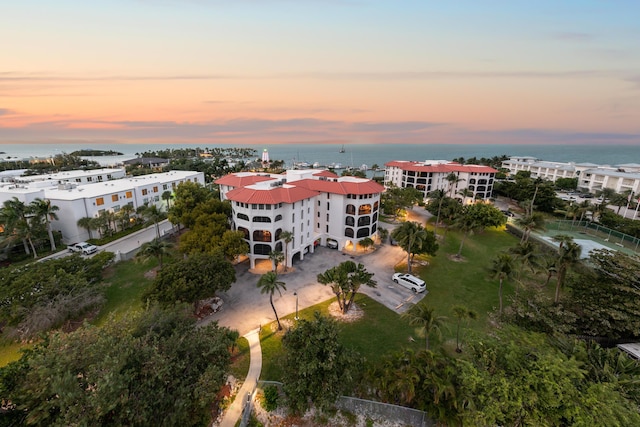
357, 227, 369, 238
253, 230, 272, 242
275, 229, 283, 240
327, 202, 330, 210
318, 200, 321, 207
345, 227, 354, 237
163, 184, 168, 190
346, 204, 356, 215
111, 194, 118, 202
253, 244, 272, 255
126, 191, 132, 199
238, 213, 249, 221
87, 177, 93, 182
345, 216, 355, 226
317, 212, 320, 218
238, 227, 250, 239
97, 176, 103, 182
358, 204, 372, 215
142, 189, 148, 196
153, 186, 158, 193
275, 214, 283, 222
113, 205, 120, 212
358, 216, 371, 226
252, 216, 271, 223
96, 197, 104, 206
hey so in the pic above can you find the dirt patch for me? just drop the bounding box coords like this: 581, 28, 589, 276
448, 254, 467, 262
327, 301, 364, 323
143, 267, 159, 279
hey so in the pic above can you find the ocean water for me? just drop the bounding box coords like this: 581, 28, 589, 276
0, 143, 638, 169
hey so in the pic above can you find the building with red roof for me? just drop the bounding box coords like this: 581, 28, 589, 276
384, 160, 497, 202
215, 169, 384, 268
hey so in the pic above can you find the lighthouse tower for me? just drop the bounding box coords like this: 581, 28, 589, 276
261, 148, 270, 164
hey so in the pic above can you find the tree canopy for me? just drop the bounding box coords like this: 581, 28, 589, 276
144, 253, 235, 312
0, 306, 235, 426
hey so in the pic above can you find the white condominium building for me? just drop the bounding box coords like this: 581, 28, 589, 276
384, 160, 497, 201
501, 156, 640, 194
0, 169, 204, 243
216, 169, 384, 268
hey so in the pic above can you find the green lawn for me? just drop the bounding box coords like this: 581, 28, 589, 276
418, 227, 519, 339
93, 257, 157, 325
260, 226, 520, 380
260, 294, 422, 381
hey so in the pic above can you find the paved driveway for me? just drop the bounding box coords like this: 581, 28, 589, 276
203, 232, 427, 335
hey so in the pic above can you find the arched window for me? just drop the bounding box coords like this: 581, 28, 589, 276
468, 185, 475, 191
478, 179, 487, 185
275, 242, 283, 252
372, 224, 377, 233
346, 204, 355, 215
253, 244, 272, 255
238, 227, 249, 240
275, 214, 283, 222
372, 212, 378, 223
275, 228, 282, 241
237, 213, 249, 221
477, 186, 486, 192
358, 204, 372, 215
373, 201, 379, 212
345, 216, 355, 226
345, 227, 354, 238
253, 230, 272, 242
358, 216, 371, 226
357, 227, 369, 238
469, 179, 476, 184
252, 216, 271, 223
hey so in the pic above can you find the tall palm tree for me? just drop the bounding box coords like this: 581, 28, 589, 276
452, 305, 476, 353
31, 198, 59, 251
77, 216, 95, 240
138, 204, 165, 239
161, 190, 174, 211
541, 255, 558, 287
446, 172, 464, 198
391, 221, 428, 273
280, 230, 294, 271
137, 238, 173, 269
401, 302, 447, 350
1, 197, 36, 256
555, 241, 582, 303
256, 271, 287, 330
509, 241, 540, 280
268, 250, 284, 273
490, 253, 514, 315
429, 189, 447, 237
454, 206, 480, 258
515, 212, 546, 243
457, 188, 474, 205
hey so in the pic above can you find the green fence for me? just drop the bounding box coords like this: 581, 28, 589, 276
546, 220, 640, 252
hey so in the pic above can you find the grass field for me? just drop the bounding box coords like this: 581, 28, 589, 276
259, 225, 520, 381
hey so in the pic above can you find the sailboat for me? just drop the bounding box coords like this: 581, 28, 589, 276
339, 145, 345, 153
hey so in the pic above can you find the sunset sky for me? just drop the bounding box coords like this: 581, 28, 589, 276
1, 0, 639, 146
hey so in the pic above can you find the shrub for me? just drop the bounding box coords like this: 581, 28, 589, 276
262, 385, 279, 412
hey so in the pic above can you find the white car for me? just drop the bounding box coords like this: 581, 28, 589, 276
68, 241, 98, 255
392, 273, 427, 293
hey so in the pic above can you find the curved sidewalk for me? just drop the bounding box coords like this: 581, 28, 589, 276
219, 328, 262, 427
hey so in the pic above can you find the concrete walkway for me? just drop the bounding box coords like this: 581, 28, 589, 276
218, 328, 262, 427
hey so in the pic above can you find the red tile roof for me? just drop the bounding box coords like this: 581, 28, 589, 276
384, 161, 497, 174
294, 178, 385, 195
225, 186, 319, 204
215, 174, 274, 187
312, 170, 339, 178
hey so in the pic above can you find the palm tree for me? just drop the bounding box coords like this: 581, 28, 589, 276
555, 241, 581, 303
401, 302, 447, 351
279, 230, 294, 271
429, 189, 447, 237
541, 256, 558, 287
359, 237, 374, 252
391, 221, 428, 273
31, 198, 59, 251
256, 271, 287, 330
1, 197, 36, 256
490, 253, 514, 315
509, 241, 540, 280
457, 188, 474, 205
446, 172, 464, 198
137, 238, 173, 269
515, 212, 546, 243
317, 261, 376, 314
118, 204, 135, 230
268, 250, 284, 273
454, 207, 480, 259
138, 204, 165, 239
452, 305, 476, 353
77, 216, 96, 240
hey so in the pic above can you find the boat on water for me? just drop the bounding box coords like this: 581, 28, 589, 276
339, 145, 345, 153
360, 164, 368, 171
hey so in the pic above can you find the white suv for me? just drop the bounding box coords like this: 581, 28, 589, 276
392, 273, 427, 293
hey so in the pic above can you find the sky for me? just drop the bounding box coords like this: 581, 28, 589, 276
1, 0, 639, 146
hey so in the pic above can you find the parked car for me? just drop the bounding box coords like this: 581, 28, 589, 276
68, 241, 98, 255
326, 239, 338, 249
392, 273, 427, 293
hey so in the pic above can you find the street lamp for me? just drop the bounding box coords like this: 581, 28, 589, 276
294, 292, 299, 320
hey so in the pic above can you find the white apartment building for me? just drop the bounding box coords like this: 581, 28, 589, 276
216, 169, 384, 268
384, 160, 497, 201
501, 156, 640, 194
0, 170, 203, 243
